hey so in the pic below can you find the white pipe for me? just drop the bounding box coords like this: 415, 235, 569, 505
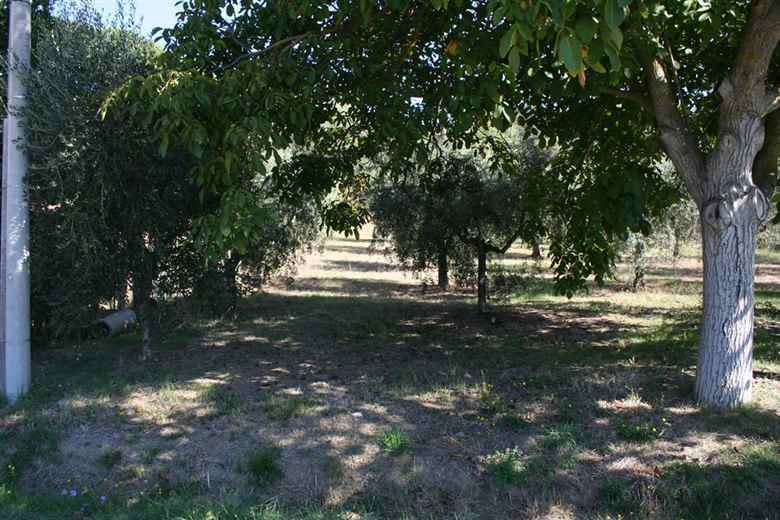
1, 0, 32, 402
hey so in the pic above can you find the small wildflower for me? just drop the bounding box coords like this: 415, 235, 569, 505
100, 495, 107, 503
69, 489, 77, 497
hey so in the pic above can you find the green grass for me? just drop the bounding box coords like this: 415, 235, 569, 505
657, 442, 780, 519
246, 448, 282, 487
1, 417, 59, 485
262, 394, 319, 421
202, 385, 244, 417
378, 428, 412, 455
616, 418, 665, 443
484, 447, 526, 486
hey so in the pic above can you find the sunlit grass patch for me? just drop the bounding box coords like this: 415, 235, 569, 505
262, 394, 319, 421
201, 384, 244, 417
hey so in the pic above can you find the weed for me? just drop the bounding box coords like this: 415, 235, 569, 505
542, 424, 578, 451
616, 418, 664, 442
144, 446, 162, 464
477, 381, 508, 416
598, 479, 639, 515
247, 447, 282, 487
498, 414, 530, 431
484, 447, 526, 485
379, 428, 412, 455
98, 449, 123, 469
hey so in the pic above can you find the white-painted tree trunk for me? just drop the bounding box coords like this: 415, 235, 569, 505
696, 209, 759, 408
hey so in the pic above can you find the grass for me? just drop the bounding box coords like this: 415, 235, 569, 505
201, 384, 244, 417
246, 448, 282, 487
484, 447, 526, 485
1, 237, 779, 518
616, 418, 665, 442
262, 394, 319, 421
378, 427, 412, 455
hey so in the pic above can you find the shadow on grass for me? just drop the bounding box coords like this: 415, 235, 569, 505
1, 281, 779, 518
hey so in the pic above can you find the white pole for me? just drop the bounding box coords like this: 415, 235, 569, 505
1, 0, 32, 403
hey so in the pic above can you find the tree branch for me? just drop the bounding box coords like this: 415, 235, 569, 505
753, 110, 780, 200
644, 58, 707, 205
729, 0, 780, 112
599, 87, 653, 113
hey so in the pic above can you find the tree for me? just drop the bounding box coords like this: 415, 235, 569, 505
114, 1, 778, 408
371, 138, 547, 311
23, 2, 322, 359
22, 3, 202, 355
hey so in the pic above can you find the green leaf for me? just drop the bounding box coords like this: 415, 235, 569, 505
604, 0, 628, 28
604, 42, 621, 71
575, 18, 598, 43
159, 133, 169, 158
508, 46, 521, 79
558, 34, 583, 75
514, 21, 534, 41
499, 28, 514, 58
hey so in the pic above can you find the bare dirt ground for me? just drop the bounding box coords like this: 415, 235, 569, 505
2, 236, 779, 519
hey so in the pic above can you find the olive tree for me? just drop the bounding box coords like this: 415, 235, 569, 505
371, 139, 547, 311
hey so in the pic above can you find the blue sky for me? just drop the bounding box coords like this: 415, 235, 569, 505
92, 0, 180, 36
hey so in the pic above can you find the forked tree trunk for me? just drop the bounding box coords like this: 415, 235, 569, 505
477, 244, 488, 313
437, 250, 449, 290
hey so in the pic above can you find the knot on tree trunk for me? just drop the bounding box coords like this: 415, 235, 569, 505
702, 182, 769, 230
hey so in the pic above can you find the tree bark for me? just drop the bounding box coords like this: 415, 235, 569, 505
697, 210, 759, 407
132, 272, 153, 361
531, 240, 542, 260
477, 244, 488, 313
437, 250, 449, 290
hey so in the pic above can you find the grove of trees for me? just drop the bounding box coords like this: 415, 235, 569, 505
107, 0, 778, 409
371, 136, 547, 311
0, 0, 776, 410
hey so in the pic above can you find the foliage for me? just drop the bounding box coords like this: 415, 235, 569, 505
107, 0, 729, 294
19, 1, 322, 340
483, 447, 526, 485
21, 2, 201, 338
370, 136, 547, 298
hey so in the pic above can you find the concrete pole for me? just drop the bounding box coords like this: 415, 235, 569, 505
1, 0, 32, 402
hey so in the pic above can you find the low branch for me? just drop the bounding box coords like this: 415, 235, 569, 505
644, 58, 707, 205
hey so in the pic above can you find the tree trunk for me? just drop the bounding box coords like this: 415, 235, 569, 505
132, 272, 154, 361
531, 241, 542, 260
437, 250, 449, 290
694, 91, 770, 408
477, 244, 488, 313
696, 212, 758, 408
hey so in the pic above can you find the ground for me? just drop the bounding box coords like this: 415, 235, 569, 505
1, 235, 779, 519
